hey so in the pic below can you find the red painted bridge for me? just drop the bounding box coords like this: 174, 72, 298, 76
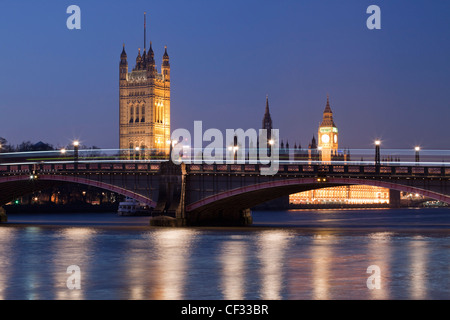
1, 161, 449, 226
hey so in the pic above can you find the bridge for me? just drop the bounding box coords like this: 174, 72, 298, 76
1, 150, 450, 226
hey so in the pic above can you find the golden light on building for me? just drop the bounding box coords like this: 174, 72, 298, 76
289, 185, 390, 205
318, 95, 338, 163
289, 95, 390, 206
119, 14, 171, 158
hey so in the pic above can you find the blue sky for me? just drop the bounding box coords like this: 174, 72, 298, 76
0, 0, 449, 150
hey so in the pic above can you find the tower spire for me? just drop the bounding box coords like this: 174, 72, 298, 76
144, 12, 147, 51
324, 93, 332, 113
262, 95, 272, 131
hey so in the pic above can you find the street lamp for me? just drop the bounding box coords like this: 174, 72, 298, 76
73, 141, 79, 169
268, 138, 274, 158
375, 140, 381, 166
135, 146, 140, 160
415, 146, 420, 163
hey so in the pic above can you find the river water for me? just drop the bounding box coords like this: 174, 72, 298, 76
0, 208, 449, 300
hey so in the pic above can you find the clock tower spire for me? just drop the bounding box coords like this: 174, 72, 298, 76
318, 94, 338, 162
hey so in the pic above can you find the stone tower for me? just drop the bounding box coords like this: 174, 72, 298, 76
318, 95, 338, 162
119, 13, 171, 158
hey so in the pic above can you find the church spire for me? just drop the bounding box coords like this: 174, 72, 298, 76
262, 95, 272, 130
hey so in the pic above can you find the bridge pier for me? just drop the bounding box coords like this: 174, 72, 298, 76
389, 189, 401, 208
0, 207, 7, 223
150, 161, 188, 227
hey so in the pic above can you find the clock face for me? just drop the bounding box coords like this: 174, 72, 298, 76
321, 134, 330, 143
334, 134, 337, 143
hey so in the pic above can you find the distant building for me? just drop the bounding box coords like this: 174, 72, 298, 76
289, 94, 390, 207
290, 185, 390, 206
119, 14, 171, 158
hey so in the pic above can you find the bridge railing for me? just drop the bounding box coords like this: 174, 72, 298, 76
0, 162, 162, 174
1, 148, 450, 177
185, 163, 450, 177
0, 161, 449, 180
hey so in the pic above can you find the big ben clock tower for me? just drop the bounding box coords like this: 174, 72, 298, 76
318, 95, 338, 162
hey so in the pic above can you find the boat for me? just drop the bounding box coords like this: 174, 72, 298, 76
117, 197, 152, 216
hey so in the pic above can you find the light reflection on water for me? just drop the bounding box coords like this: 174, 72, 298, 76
257, 230, 291, 300
0, 208, 449, 300
220, 237, 247, 300
150, 229, 198, 300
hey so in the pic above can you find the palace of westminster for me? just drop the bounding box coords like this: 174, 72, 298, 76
7, 17, 390, 209
118, 18, 389, 206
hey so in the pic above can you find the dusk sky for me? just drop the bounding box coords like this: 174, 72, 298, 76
1, 0, 449, 150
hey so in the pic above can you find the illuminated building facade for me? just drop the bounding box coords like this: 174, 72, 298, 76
289, 185, 390, 205
119, 14, 171, 157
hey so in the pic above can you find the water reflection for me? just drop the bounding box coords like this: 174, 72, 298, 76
52, 227, 96, 299
311, 233, 334, 300
257, 230, 291, 299
0, 228, 17, 299
20, 227, 48, 300
149, 229, 197, 300
1, 208, 450, 300
220, 236, 247, 300
409, 236, 428, 300
367, 232, 393, 299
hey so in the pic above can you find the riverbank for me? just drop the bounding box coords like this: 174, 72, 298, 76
3, 203, 119, 214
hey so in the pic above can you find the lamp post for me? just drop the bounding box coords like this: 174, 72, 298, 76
227, 136, 239, 162
268, 138, 274, 158
73, 141, 79, 169
135, 146, 140, 161
415, 146, 420, 164
375, 140, 381, 166
233, 135, 239, 162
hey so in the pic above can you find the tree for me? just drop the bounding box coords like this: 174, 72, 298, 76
0, 137, 13, 153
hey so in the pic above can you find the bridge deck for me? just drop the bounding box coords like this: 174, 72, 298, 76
1, 162, 449, 178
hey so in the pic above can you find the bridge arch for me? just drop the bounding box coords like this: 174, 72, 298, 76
0, 175, 157, 207
186, 177, 450, 213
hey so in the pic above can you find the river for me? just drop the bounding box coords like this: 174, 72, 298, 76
0, 208, 449, 300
